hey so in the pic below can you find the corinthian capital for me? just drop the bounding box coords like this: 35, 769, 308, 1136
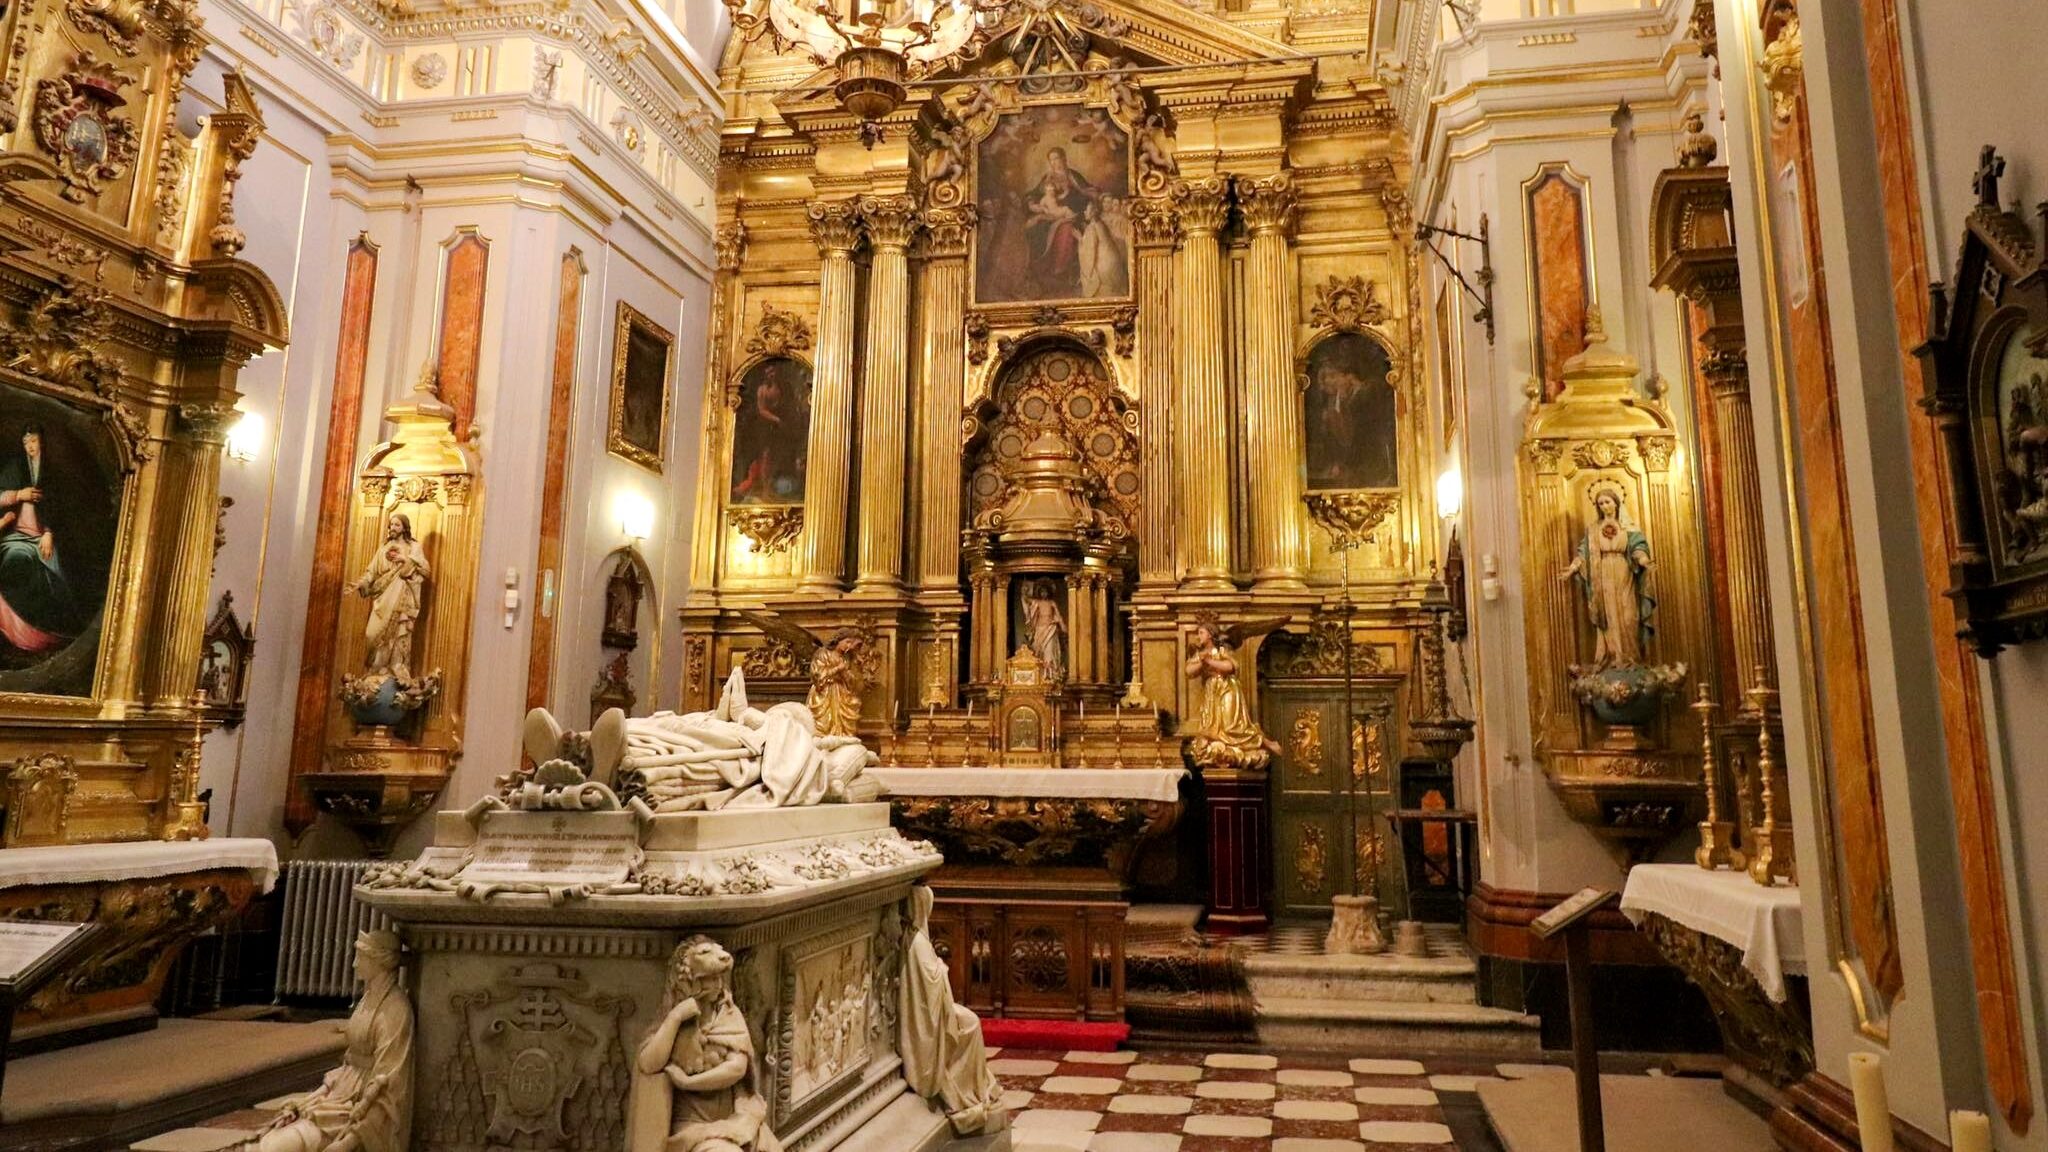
808, 200, 864, 255
1126, 197, 1181, 248
858, 194, 922, 250
1237, 173, 1297, 237
1170, 176, 1232, 236
919, 205, 978, 258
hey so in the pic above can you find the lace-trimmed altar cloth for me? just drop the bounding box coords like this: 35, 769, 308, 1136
1621, 862, 1804, 1002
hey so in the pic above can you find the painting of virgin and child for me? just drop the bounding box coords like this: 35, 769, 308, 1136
975, 104, 1132, 304
0, 386, 122, 697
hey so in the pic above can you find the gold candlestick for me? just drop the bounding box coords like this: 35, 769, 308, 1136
1691, 686, 1743, 870
1745, 680, 1794, 885
164, 692, 212, 841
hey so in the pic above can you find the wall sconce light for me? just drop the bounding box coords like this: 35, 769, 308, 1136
225, 410, 265, 464
619, 493, 656, 542
1435, 465, 1464, 521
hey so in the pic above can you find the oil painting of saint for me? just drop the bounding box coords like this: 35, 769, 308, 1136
1302, 332, 1399, 491
975, 105, 1131, 304
0, 389, 122, 698
609, 302, 675, 472
729, 357, 813, 505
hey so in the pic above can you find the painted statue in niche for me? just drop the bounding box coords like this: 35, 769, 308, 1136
975, 104, 1131, 304
610, 302, 674, 473
728, 357, 812, 505
1302, 333, 1398, 491
1011, 577, 1067, 683
1994, 323, 2048, 561
0, 389, 120, 698
356, 513, 430, 681
1559, 481, 1656, 668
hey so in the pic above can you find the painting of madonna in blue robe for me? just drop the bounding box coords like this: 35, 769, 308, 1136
0, 391, 121, 697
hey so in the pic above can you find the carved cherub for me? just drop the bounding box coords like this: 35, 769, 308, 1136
955, 83, 996, 126
736, 610, 877, 739
1182, 613, 1288, 773
1135, 112, 1178, 186
923, 115, 968, 195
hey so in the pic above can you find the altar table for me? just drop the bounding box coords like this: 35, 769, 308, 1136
0, 839, 278, 1048
868, 766, 1188, 802
1621, 863, 1813, 1091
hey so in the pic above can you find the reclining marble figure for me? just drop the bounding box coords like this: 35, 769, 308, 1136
619, 668, 878, 811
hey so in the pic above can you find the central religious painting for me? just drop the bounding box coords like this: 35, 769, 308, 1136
974, 103, 1133, 305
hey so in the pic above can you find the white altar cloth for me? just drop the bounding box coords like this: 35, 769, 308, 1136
1622, 863, 1804, 1002
0, 838, 279, 894
869, 767, 1188, 804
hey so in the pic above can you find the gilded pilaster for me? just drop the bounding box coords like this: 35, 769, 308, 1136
855, 195, 920, 594
1238, 174, 1306, 589
1172, 177, 1234, 591
1129, 198, 1180, 590
915, 207, 976, 595
689, 221, 746, 594
801, 201, 864, 594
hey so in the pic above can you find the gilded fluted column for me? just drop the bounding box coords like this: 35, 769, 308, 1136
1129, 198, 1180, 590
1238, 174, 1306, 589
1699, 339, 1777, 691
854, 195, 920, 595
143, 402, 237, 701
915, 207, 976, 593
689, 221, 745, 593
801, 200, 863, 594
1173, 177, 1234, 590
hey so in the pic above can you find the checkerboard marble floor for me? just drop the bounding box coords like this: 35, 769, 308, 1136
991, 1046, 1528, 1152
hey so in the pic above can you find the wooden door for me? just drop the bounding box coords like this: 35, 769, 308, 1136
1264, 687, 1402, 918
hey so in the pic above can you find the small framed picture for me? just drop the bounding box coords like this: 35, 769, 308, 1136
608, 302, 674, 472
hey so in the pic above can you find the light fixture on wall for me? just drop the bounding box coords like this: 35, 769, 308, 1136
225, 409, 265, 463
721, 0, 985, 145
1434, 464, 1463, 522
619, 493, 656, 542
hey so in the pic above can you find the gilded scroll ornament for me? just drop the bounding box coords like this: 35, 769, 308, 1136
1759, 12, 1803, 124
0, 279, 123, 394
1297, 826, 1328, 894
1263, 611, 1387, 678
726, 504, 803, 555
740, 638, 805, 680
7, 753, 78, 844
1308, 275, 1388, 332
964, 313, 989, 365
1301, 490, 1401, 548
1636, 911, 1813, 1086
891, 796, 1171, 871
1288, 709, 1323, 778
1350, 717, 1386, 784
34, 53, 140, 202
1353, 829, 1384, 893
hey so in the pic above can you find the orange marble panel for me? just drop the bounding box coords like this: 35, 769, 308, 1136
1857, 0, 2032, 1129
1527, 172, 1589, 400
1685, 304, 1744, 704
285, 237, 378, 835
1772, 92, 1902, 1006
525, 251, 585, 714
437, 233, 490, 437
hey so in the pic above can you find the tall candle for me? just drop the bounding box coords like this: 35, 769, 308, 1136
1848, 1053, 1894, 1152
1951, 1111, 1992, 1152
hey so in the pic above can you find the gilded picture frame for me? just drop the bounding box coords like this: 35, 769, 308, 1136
608, 301, 675, 473
971, 101, 1135, 308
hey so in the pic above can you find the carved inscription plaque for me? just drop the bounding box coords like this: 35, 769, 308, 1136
458, 810, 640, 888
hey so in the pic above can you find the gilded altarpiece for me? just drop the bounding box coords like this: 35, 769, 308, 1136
690, 0, 1433, 936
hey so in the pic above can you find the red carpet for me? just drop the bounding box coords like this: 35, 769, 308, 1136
978, 1018, 1131, 1051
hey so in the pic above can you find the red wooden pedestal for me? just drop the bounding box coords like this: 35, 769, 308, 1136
1202, 770, 1270, 934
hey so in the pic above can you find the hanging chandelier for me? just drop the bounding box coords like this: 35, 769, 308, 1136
724, 0, 991, 143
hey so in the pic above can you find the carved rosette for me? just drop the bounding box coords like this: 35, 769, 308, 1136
727, 505, 804, 555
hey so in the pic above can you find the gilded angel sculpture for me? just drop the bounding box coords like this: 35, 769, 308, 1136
1183, 613, 1287, 773
737, 610, 875, 739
